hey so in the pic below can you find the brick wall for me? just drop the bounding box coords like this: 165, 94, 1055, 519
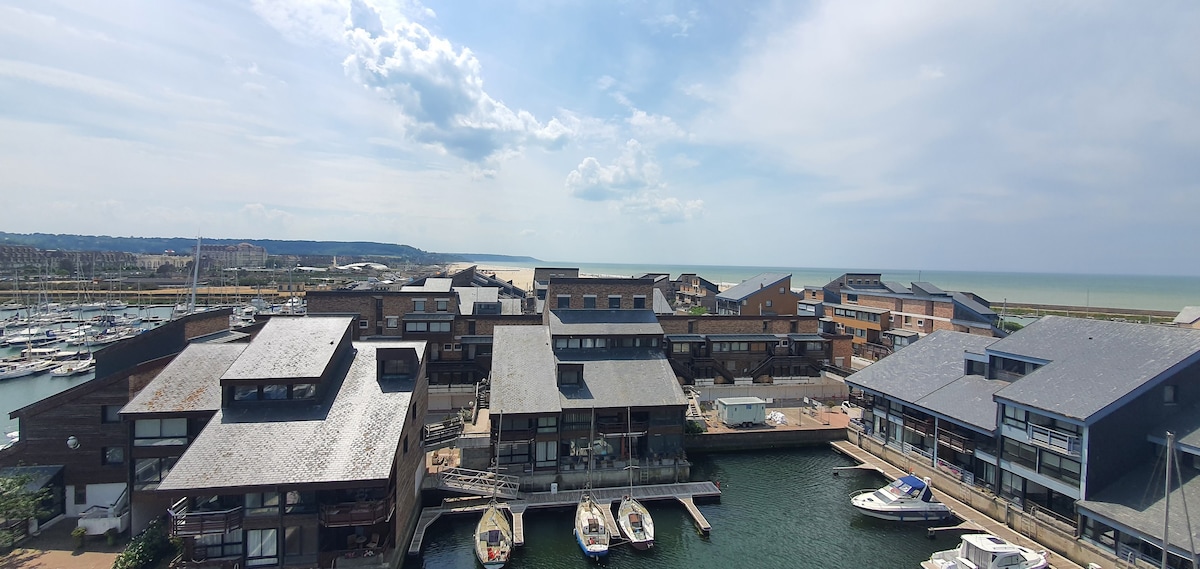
659, 315, 819, 334
545, 279, 656, 310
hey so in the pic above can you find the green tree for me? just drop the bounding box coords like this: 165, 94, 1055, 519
687, 306, 709, 316
1001, 320, 1024, 333
0, 473, 50, 548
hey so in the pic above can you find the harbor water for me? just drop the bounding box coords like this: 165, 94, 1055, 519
417, 448, 958, 568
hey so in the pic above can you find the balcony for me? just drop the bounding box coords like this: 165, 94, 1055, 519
319, 494, 395, 528
168, 499, 243, 537
902, 415, 934, 437
936, 429, 977, 455
171, 554, 243, 569
1028, 424, 1081, 456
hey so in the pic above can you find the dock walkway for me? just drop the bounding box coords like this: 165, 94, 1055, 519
831, 441, 1082, 569
408, 481, 719, 556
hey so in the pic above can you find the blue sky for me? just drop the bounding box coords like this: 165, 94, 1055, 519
2, 1, 1198, 276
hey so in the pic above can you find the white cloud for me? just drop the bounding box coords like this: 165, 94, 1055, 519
619, 193, 703, 223
341, 0, 572, 163
565, 139, 662, 201
628, 109, 686, 140
644, 10, 699, 37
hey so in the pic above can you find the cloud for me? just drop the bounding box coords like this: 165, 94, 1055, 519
341, 0, 572, 162
644, 10, 699, 37
565, 139, 662, 201
619, 193, 703, 223
628, 109, 686, 140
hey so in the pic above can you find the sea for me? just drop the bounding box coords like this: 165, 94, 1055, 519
485, 261, 1200, 313
417, 448, 959, 568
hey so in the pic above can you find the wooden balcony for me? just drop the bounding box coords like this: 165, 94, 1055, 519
936, 429, 976, 455
319, 494, 395, 528
171, 554, 242, 569
902, 415, 934, 436
168, 500, 243, 537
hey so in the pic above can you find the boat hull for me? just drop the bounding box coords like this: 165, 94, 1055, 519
474, 504, 512, 569
574, 529, 609, 559
617, 497, 655, 550
851, 504, 953, 522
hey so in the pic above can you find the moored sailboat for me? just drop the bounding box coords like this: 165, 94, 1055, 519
575, 408, 610, 559
616, 408, 654, 549
474, 410, 512, 568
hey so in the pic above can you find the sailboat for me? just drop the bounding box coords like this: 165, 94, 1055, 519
474, 409, 512, 569
616, 409, 654, 549
575, 408, 611, 559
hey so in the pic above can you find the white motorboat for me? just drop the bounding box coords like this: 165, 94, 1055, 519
921, 533, 1048, 569
574, 493, 610, 560
474, 502, 513, 568
850, 475, 953, 521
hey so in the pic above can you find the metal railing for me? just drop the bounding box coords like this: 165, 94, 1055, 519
319, 493, 395, 528
435, 467, 519, 499
168, 499, 243, 537
1027, 424, 1081, 456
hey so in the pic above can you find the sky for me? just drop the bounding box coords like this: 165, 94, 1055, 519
1, 1, 1198, 276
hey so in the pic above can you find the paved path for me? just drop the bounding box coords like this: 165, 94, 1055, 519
832, 441, 1082, 569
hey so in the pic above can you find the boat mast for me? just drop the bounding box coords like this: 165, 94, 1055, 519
188, 237, 202, 314
1163, 431, 1173, 569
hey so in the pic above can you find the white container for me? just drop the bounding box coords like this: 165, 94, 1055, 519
716, 397, 767, 427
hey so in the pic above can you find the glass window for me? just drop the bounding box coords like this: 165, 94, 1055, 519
103, 446, 124, 465
284, 491, 316, 514
134, 457, 178, 487
196, 529, 243, 559
537, 417, 557, 432
567, 338, 580, 349
245, 492, 280, 516
557, 295, 570, 309
246, 528, 278, 566
595, 338, 606, 349
436, 299, 449, 312
633, 296, 646, 309
554, 338, 567, 349
385, 316, 398, 328
134, 419, 188, 446
262, 384, 288, 400
102, 405, 122, 423
583, 296, 596, 309
608, 295, 621, 309
413, 299, 426, 312
234, 386, 260, 401
292, 384, 316, 399
358, 320, 368, 329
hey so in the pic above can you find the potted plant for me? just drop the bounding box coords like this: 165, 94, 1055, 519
105, 528, 119, 546
71, 526, 87, 550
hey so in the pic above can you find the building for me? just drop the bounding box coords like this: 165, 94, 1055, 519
1173, 306, 1200, 329
197, 243, 268, 269
715, 273, 800, 316
845, 316, 1200, 568
820, 273, 1001, 338
673, 273, 720, 312
487, 309, 690, 491
128, 316, 428, 569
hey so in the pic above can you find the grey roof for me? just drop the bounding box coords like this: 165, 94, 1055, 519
991, 316, 1200, 422
787, 334, 827, 342
122, 344, 247, 415
159, 340, 424, 491
454, 286, 500, 315
1077, 458, 1200, 558
489, 325, 686, 415
547, 309, 663, 336
916, 374, 1007, 431
499, 298, 523, 315
827, 302, 889, 314
459, 335, 494, 345
706, 334, 780, 342
911, 282, 946, 296
883, 281, 911, 294
1175, 306, 1200, 325
402, 312, 456, 321
0, 465, 62, 492
220, 316, 351, 382
490, 326, 561, 415
718, 397, 766, 405
716, 272, 790, 302
950, 291, 996, 317
846, 330, 997, 404
1157, 399, 1200, 450
400, 278, 452, 293
665, 334, 706, 342
555, 350, 687, 410
882, 329, 919, 338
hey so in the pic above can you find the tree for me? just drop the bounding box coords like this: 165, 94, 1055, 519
0, 473, 50, 548
687, 306, 709, 316
1001, 320, 1024, 333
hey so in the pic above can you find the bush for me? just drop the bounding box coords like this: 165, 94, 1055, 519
71, 526, 86, 549
687, 306, 709, 316
112, 519, 175, 569
106, 528, 119, 546
1001, 320, 1024, 333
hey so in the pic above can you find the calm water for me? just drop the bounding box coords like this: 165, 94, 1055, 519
496, 261, 1200, 312
416, 448, 959, 568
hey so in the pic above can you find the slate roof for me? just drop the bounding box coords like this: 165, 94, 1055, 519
122, 344, 247, 416
400, 278, 452, 293
547, 309, 663, 336
489, 325, 686, 415
917, 374, 1008, 431
706, 334, 780, 342
911, 282, 946, 296
665, 334, 706, 342
716, 273, 790, 302
991, 316, 1200, 422
652, 289, 672, 314
883, 281, 911, 294
454, 286, 499, 315
220, 316, 351, 382
1077, 458, 1200, 557
158, 340, 424, 491
950, 292, 996, 317
1175, 306, 1200, 325
846, 330, 997, 404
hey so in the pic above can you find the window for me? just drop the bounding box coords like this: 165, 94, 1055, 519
245, 492, 280, 516
1039, 451, 1082, 486
413, 299, 426, 312
195, 529, 243, 559
443, 343, 453, 351
263, 384, 288, 400
558, 365, 582, 386
234, 385, 259, 401
134, 418, 188, 446
554, 338, 567, 349
246, 528, 278, 567
917, 319, 924, 327
535, 440, 557, 468
537, 417, 557, 433
673, 343, 690, 353
567, 338, 580, 349
405, 322, 427, 332
284, 491, 316, 514
103, 446, 124, 465
582, 338, 595, 348
433, 322, 450, 332
358, 320, 368, 329
855, 328, 866, 338
765, 300, 772, 308
134, 457, 178, 488
608, 295, 621, 309
595, 338, 607, 349
284, 525, 317, 557
436, 299, 449, 312
74, 486, 87, 505
385, 316, 398, 328
1002, 438, 1037, 470
583, 295, 596, 309
846, 293, 858, 304
1165, 385, 1178, 405
1002, 406, 1027, 429
102, 405, 122, 423
292, 384, 316, 399
633, 296, 646, 309
557, 295, 570, 309
903, 315, 911, 324
497, 442, 529, 465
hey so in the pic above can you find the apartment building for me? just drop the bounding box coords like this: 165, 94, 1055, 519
715, 273, 801, 316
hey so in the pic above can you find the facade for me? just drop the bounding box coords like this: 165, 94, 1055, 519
821, 273, 1001, 338
715, 273, 800, 316
673, 273, 720, 312
129, 316, 428, 569
487, 309, 690, 491
197, 243, 268, 269
845, 317, 1200, 568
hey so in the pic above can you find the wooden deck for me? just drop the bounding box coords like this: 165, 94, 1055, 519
407, 481, 720, 556
830, 441, 1082, 569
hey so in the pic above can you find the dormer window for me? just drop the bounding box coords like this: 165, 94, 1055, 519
558, 364, 583, 387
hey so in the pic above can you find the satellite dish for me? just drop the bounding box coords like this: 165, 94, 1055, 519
66, 435, 80, 450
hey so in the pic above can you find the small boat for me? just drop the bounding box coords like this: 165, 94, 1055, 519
574, 493, 610, 560
850, 475, 952, 521
616, 495, 654, 549
474, 502, 513, 568
50, 356, 95, 377
921, 533, 1048, 569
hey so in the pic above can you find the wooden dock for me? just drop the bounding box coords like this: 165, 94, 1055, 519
407, 481, 720, 556
830, 441, 1083, 569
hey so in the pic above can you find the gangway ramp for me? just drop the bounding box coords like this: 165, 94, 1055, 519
435, 467, 519, 499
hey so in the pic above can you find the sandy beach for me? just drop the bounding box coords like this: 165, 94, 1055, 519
448, 262, 536, 292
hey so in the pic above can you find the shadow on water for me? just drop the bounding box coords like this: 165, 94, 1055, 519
418, 447, 966, 568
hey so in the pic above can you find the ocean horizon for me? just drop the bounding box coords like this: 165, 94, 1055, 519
472, 260, 1200, 313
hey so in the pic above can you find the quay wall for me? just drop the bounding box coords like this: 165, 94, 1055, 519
685, 426, 843, 452
844, 429, 1123, 569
